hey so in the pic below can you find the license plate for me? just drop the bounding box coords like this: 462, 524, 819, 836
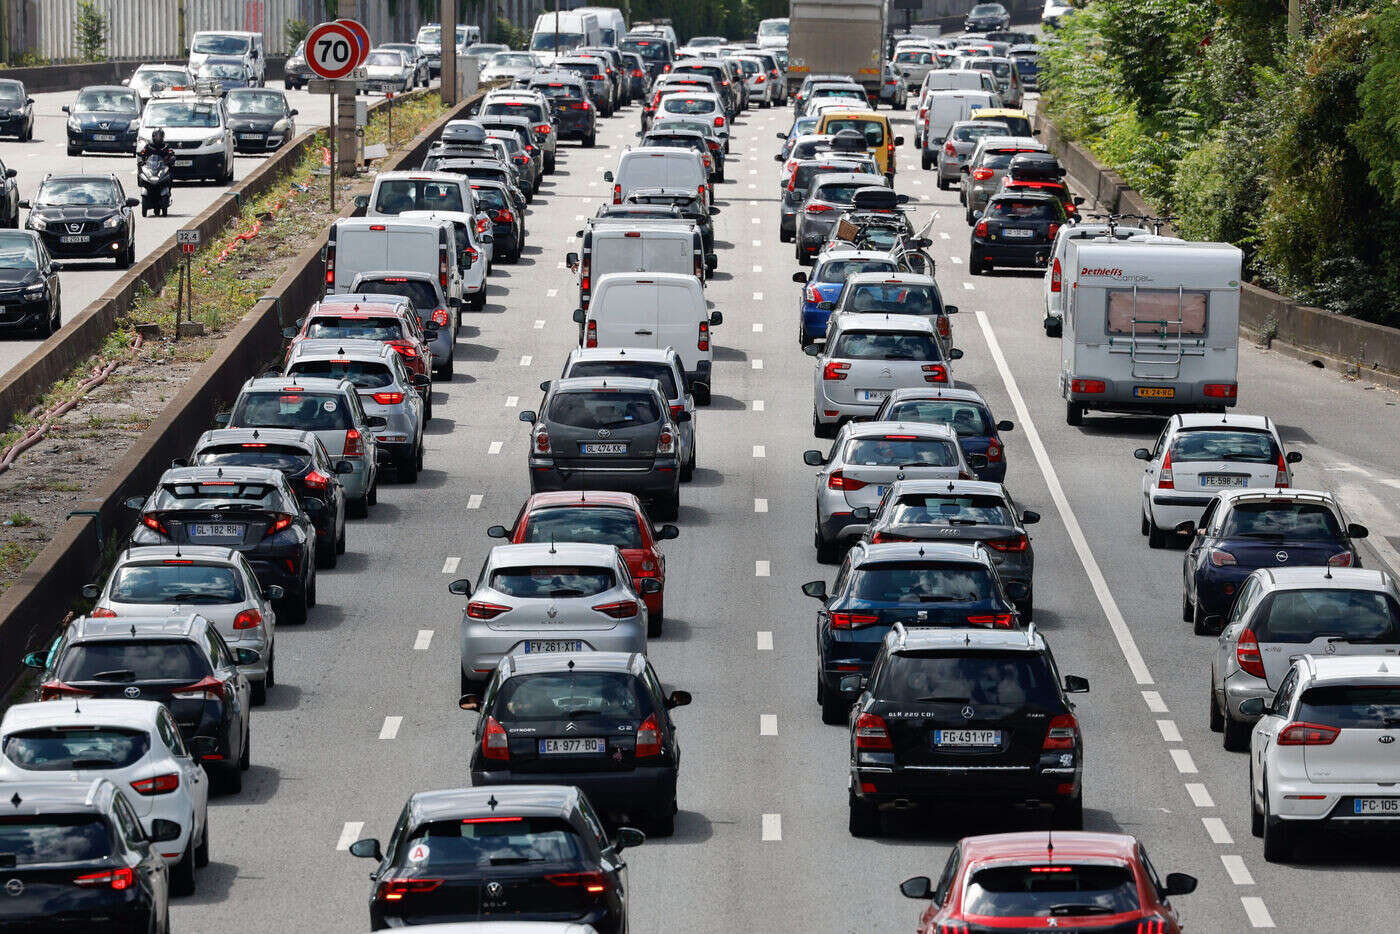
1201, 474, 1248, 487
190, 523, 245, 538
92, 134, 116, 141
581, 443, 628, 454
876, 486, 887, 496
1354, 798, 1400, 815
1134, 386, 1176, 399
935, 729, 1001, 747
523, 640, 584, 653
857, 389, 891, 402
239, 133, 263, 141
59, 235, 90, 243
539, 737, 603, 754
174, 159, 192, 167
1002, 228, 1034, 238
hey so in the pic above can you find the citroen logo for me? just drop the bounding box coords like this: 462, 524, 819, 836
67, 223, 83, 233
124, 686, 141, 698
1275, 551, 1288, 563
961, 705, 975, 720
565, 722, 577, 732
486, 881, 503, 897
4, 879, 22, 897
597, 428, 611, 437
1381, 735, 1395, 744
880, 366, 892, 378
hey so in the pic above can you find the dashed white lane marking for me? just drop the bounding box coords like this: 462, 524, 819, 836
575, 214, 585, 220
757, 630, 773, 650
753, 291, 764, 300
753, 322, 764, 332
414, 629, 433, 650
442, 557, 460, 574
1156, 719, 1182, 742
565, 236, 576, 243
379, 716, 402, 740
1170, 749, 1197, 774
760, 714, 778, 735
939, 231, 950, 240
547, 288, 558, 297
963, 282, 975, 290
752, 239, 762, 247
488, 441, 503, 455
752, 359, 764, 369
748, 183, 757, 189
752, 400, 765, 411
534, 319, 545, 329
753, 265, 762, 272
1142, 690, 1168, 713
761, 813, 782, 841
748, 168, 757, 174
912, 179, 922, 185
950, 256, 963, 264
505, 395, 518, 407
1241, 896, 1275, 928
1202, 817, 1233, 845
588, 180, 598, 186
1185, 783, 1215, 808
753, 445, 766, 458
751, 217, 760, 224
466, 494, 483, 510
520, 355, 532, 366
754, 498, 769, 513
755, 560, 770, 577
1336, 483, 1400, 574
1221, 854, 1255, 886
975, 310, 1155, 685
336, 822, 364, 851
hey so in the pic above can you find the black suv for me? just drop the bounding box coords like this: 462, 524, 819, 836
969, 190, 1067, 276
0, 779, 179, 930
0, 229, 62, 337
845, 624, 1088, 836
0, 78, 34, 140
22, 174, 138, 267
463, 651, 691, 835
349, 784, 643, 932
527, 76, 597, 146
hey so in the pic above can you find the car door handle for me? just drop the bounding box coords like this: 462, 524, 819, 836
634, 329, 653, 336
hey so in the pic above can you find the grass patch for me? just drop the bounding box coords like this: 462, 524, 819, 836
5, 513, 32, 528
0, 542, 36, 577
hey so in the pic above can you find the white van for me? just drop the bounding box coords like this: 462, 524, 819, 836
574, 7, 628, 45
187, 31, 265, 85
568, 223, 704, 310
920, 89, 999, 152
398, 210, 492, 311
365, 171, 475, 220
325, 218, 463, 318
606, 148, 709, 208
1059, 239, 1243, 426
575, 272, 723, 404
531, 12, 602, 61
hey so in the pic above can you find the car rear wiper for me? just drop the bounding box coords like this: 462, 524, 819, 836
1217, 453, 1269, 462
488, 856, 545, 865
896, 462, 936, 470
168, 592, 221, 604
1048, 904, 1114, 916
918, 694, 970, 703
71, 758, 120, 768
90, 669, 137, 682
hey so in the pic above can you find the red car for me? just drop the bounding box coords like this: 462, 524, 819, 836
488, 491, 679, 636
282, 299, 432, 382
901, 831, 1197, 933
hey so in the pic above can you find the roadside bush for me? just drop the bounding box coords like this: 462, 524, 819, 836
74, 0, 107, 62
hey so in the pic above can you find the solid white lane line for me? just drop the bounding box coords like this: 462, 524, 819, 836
1184, 783, 1215, 808
939, 231, 950, 240
751, 217, 760, 224
1202, 817, 1233, 845
379, 716, 402, 740
753, 265, 762, 272
760, 714, 778, 735
534, 320, 545, 329
336, 821, 364, 851
1170, 749, 1197, 774
974, 310, 1155, 684
753, 322, 764, 332
753, 445, 766, 458
520, 355, 532, 366
414, 629, 433, 650
761, 813, 782, 841
1142, 690, 1168, 713
505, 395, 518, 407
547, 288, 558, 297
753, 291, 764, 300
752, 400, 765, 411
1156, 719, 1182, 742
1241, 897, 1275, 928
757, 630, 773, 650
441, 557, 460, 574
1221, 854, 1255, 886
752, 359, 764, 369
466, 494, 483, 510
488, 441, 503, 455
755, 560, 770, 577
755, 498, 769, 513
963, 282, 975, 290
950, 256, 962, 264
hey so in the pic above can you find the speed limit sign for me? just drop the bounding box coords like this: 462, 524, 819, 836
305, 21, 358, 80
337, 19, 371, 67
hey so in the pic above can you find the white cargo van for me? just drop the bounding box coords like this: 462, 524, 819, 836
606, 148, 709, 209
574, 272, 723, 404
1059, 239, 1243, 425
398, 210, 492, 311
574, 7, 627, 45
325, 218, 463, 316
187, 31, 265, 85
920, 89, 999, 151
567, 223, 705, 311
531, 12, 602, 61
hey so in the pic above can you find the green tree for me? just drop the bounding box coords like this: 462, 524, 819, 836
285, 18, 310, 50
1351, 4, 1400, 205
74, 0, 108, 62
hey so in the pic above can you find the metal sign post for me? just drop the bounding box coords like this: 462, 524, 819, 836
329, 87, 336, 210
176, 230, 200, 341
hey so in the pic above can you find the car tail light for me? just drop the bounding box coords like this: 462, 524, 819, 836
90, 607, 117, 618
855, 712, 893, 749
377, 878, 443, 901
130, 773, 180, 795
669, 403, 685, 420
388, 340, 419, 359
585, 320, 598, 348
324, 244, 335, 285
1329, 551, 1354, 567
636, 713, 663, 757
75, 867, 134, 890
592, 599, 638, 619
233, 608, 262, 630
823, 361, 849, 381
1136, 917, 1170, 934
590, 73, 604, 80
141, 513, 168, 536
534, 426, 551, 453
40, 682, 94, 700
534, 123, 552, 134
467, 601, 511, 620
1051, 257, 1062, 292
869, 532, 911, 543
1203, 383, 1237, 399
432, 307, 450, 327
966, 613, 1015, 627
612, 183, 621, 204
937, 316, 950, 339
944, 141, 956, 156
985, 534, 1027, 552
806, 203, 832, 214
304, 469, 330, 491
514, 155, 529, 165
344, 428, 364, 457
1209, 548, 1236, 568
829, 611, 879, 629
173, 675, 225, 702
756, 74, 766, 83
631, 69, 644, 78
439, 245, 449, 288
475, 216, 489, 234
919, 107, 927, 120
827, 470, 867, 491
934, 923, 969, 934
1047, 222, 1060, 240
547, 870, 610, 895
1043, 713, 1079, 750
495, 209, 514, 223
1278, 721, 1341, 745
985, 440, 1002, 462
266, 514, 293, 535
482, 715, 509, 759
1274, 453, 1289, 487
1236, 628, 1265, 678
972, 167, 994, 181
581, 255, 591, 296
658, 428, 675, 454
373, 391, 405, 405
714, 115, 725, 127
698, 320, 710, 351
1070, 378, 1105, 394
805, 285, 823, 304
1157, 450, 1173, 489
922, 363, 947, 383
974, 220, 988, 238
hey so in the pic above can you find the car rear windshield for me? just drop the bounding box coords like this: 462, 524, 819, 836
1255, 589, 1400, 644
548, 391, 660, 429
57, 640, 210, 683
194, 444, 313, 472
1220, 501, 1343, 540
844, 283, 941, 314
495, 670, 648, 720
813, 183, 869, 205
1297, 685, 1400, 728
567, 362, 678, 398
0, 816, 112, 865
621, 39, 670, 61
290, 360, 396, 389
885, 399, 990, 434
844, 437, 960, 467
489, 566, 615, 598
4, 727, 151, 771
485, 102, 545, 122
373, 179, 464, 214
662, 97, 716, 114
109, 562, 245, 605
815, 259, 898, 284
152, 480, 279, 510
824, 118, 885, 146
532, 84, 584, 102
987, 198, 1059, 221
1170, 429, 1277, 463
962, 863, 1140, 918
521, 506, 644, 549
794, 164, 865, 190
877, 650, 1060, 705
833, 331, 938, 360
850, 561, 997, 604
232, 391, 353, 431
981, 149, 1035, 170
305, 316, 405, 341
472, 185, 510, 210
953, 123, 1006, 143
404, 816, 585, 868
890, 494, 1013, 527
896, 51, 932, 63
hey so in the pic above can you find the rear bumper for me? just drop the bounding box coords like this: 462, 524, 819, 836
461, 627, 647, 681
814, 386, 877, 425
818, 511, 867, 545
529, 460, 680, 501
473, 765, 676, 819
972, 238, 1052, 268
1221, 668, 1272, 725
852, 762, 1080, 809
1063, 376, 1240, 413
168, 150, 226, 179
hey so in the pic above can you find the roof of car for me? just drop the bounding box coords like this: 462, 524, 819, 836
550, 375, 662, 395
1300, 655, 1400, 684
832, 312, 938, 335
851, 540, 988, 565
194, 427, 318, 450
1252, 566, 1395, 592
844, 271, 936, 288
409, 785, 580, 824
0, 779, 114, 816
887, 388, 988, 409
525, 490, 644, 510
158, 464, 284, 484
1213, 488, 1338, 507
487, 542, 622, 565
504, 651, 642, 678
843, 420, 958, 441
886, 477, 1006, 498
1173, 413, 1273, 431
813, 173, 884, 187
243, 375, 353, 393
566, 346, 677, 365
72, 614, 207, 641
959, 831, 1139, 863
110, 544, 241, 564
288, 339, 397, 362
3, 699, 167, 732
307, 301, 410, 316
976, 135, 1045, 150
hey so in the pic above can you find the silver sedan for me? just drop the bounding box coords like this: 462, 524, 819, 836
451, 542, 656, 691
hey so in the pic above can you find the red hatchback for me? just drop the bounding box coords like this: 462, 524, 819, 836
282, 300, 432, 382
488, 491, 679, 636
901, 832, 1197, 934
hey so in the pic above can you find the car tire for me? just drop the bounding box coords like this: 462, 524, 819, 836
655, 493, 680, 522
336, 520, 346, 554
1250, 762, 1265, 837
545, 152, 556, 173
1066, 402, 1084, 426
820, 679, 847, 723
469, 289, 486, 311
1054, 794, 1084, 830
1209, 685, 1224, 732
647, 602, 664, 638
368, 482, 378, 506
921, 152, 932, 171
238, 724, 250, 771
194, 819, 209, 868
1223, 713, 1251, 752
848, 789, 879, 837
347, 495, 367, 519
815, 529, 841, 564
67, 145, 80, 157
583, 131, 596, 148
1146, 512, 1168, 549
316, 534, 336, 569
969, 259, 985, 275
1017, 591, 1033, 622
693, 383, 711, 406
779, 228, 792, 243
1182, 591, 1193, 622
265, 647, 275, 688
813, 410, 836, 440
222, 760, 242, 795
278, 590, 307, 626
650, 804, 676, 837
1192, 598, 1214, 636
1262, 793, 1295, 863
170, 840, 196, 896
117, 241, 133, 269
251, 677, 267, 706
398, 454, 418, 484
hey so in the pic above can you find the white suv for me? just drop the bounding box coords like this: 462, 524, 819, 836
138, 95, 235, 184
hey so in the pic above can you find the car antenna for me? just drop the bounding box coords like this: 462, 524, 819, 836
549, 535, 557, 555
487, 794, 498, 811
130, 624, 137, 638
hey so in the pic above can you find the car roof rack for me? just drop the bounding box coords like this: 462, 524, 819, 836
891, 621, 907, 648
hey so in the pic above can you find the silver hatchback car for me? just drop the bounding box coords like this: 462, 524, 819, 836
960, 135, 1046, 223
451, 542, 655, 691
936, 119, 1013, 189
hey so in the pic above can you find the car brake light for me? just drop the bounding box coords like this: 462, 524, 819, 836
495, 208, 514, 223
1274, 453, 1289, 487
985, 534, 1027, 552
1204, 383, 1237, 399
75, 867, 134, 890
304, 469, 330, 491
130, 773, 180, 795
1070, 378, 1105, 394
636, 713, 663, 757
698, 320, 710, 351
830, 611, 878, 629
974, 220, 988, 238
482, 715, 509, 760
972, 167, 994, 181
388, 340, 419, 358
141, 514, 168, 535
266, 514, 293, 535
827, 470, 866, 491
1137, 916, 1170, 934
966, 613, 1015, 627
1043, 713, 1078, 750
534, 426, 551, 453
714, 115, 725, 127
868, 532, 911, 543
806, 203, 832, 214
592, 599, 638, 619
855, 712, 892, 749
658, 428, 675, 454
669, 403, 685, 419
535, 123, 552, 133
919, 107, 927, 120
985, 440, 1002, 462
1047, 222, 1060, 240
1051, 257, 1062, 292
40, 682, 94, 700
324, 244, 335, 285
612, 183, 621, 204
922, 363, 947, 383
1329, 551, 1354, 567
944, 141, 956, 157
546, 870, 610, 895
823, 361, 849, 381
1278, 721, 1341, 745
173, 675, 225, 702
377, 878, 443, 901
233, 608, 262, 630
467, 602, 510, 620
585, 319, 598, 348
344, 428, 364, 457
432, 307, 450, 327
90, 607, 117, 618
1236, 628, 1266, 678
439, 246, 449, 288
1209, 548, 1236, 568
1158, 450, 1173, 489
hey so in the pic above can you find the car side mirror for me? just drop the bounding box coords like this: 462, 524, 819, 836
448, 578, 472, 595
801, 580, 828, 601
915, 237, 932, 248
948, 348, 963, 360
776, 132, 787, 140
851, 506, 871, 521
170, 457, 190, 469
959, 166, 969, 174
281, 326, 298, 338
150, 819, 182, 843
603, 170, 614, 182
614, 826, 645, 851
639, 578, 663, 595
803, 344, 822, 357
1162, 872, 1197, 898
81, 583, 100, 599
62, 105, 70, 113
967, 453, 988, 470
709, 311, 723, 326
710, 206, 720, 216
364, 415, 388, 430
234, 647, 261, 666
839, 673, 867, 694
665, 689, 691, 709
187, 735, 218, 758
125, 198, 139, 208
349, 838, 383, 861
3, 169, 14, 179
995, 419, 1013, 431
1286, 451, 1302, 463
900, 876, 933, 900
1020, 510, 1040, 525
972, 210, 984, 220
894, 136, 905, 146
411, 374, 431, 388
706, 253, 718, 269
291, 109, 299, 116
519, 410, 537, 424
803, 450, 825, 467
1004, 580, 1029, 601
792, 271, 808, 284
673, 410, 691, 423
657, 524, 680, 540
264, 585, 285, 600
22, 652, 46, 670
1063, 674, 1089, 694
1133, 448, 1152, 461
1239, 697, 1268, 717
566, 251, 580, 268
1348, 523, 1369, 539
352, 194, 369, 210
123, 496, 146, 510
1073, 195, 1085, 205
17, 200, 30, 209
214, 411, 231, 426
487, 525, 509, 538
459, 693, 482, 711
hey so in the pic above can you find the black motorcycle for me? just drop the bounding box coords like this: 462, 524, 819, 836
138, 151, 171, 217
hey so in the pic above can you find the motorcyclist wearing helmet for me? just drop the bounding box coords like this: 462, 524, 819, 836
139, 128, 176, 167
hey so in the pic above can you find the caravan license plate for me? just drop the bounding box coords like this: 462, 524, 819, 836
1201, 474, 1248, 487
1134, 386, 1176, 399
540, 738, 603, 754
582, 443, 627, 454
1354, 798, 1400, 815
1002, 228, 1033, 238
935, 730, 1001, 747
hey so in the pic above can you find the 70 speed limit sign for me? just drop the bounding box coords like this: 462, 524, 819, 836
305, 21, 362, 80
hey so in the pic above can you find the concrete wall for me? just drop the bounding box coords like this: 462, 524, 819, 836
0, 55, 289, 94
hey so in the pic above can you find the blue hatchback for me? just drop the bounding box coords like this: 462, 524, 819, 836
793, 250, 898, 347
871, 386, 1014, 483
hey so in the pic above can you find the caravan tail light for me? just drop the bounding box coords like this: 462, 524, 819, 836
1070, 378, 1105, 394
324, 243, 336, 285
1204, 383, 1237, 399
585, 320, 598, 348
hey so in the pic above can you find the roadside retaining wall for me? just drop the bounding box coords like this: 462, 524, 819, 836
0, 56, 288, 95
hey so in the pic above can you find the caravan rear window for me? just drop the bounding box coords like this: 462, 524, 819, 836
1106, 289, 1207, 337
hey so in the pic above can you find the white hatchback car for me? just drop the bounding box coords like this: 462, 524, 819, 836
0, 699, 211, 894
1134, 414, 1300, 548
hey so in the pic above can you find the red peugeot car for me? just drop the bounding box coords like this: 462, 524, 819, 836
488, 491, 679, 636
900, 832, 1197, 933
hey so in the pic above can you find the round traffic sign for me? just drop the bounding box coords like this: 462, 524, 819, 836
337, 18, 371, 68
305, 21, 358, 80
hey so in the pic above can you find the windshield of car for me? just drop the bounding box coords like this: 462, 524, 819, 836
987, 198, 1059, 221
74, 89, 138, 113
845, 284, 942, 315
621, 39, 670, 61
289, 360, 396, 390
57, 640, 210, 683
491, 53, 537, 67
0, 234, 38, 269
109, 563, 244, 605
1254, 589, 1400, 644
194, 443, 313, 472
1220, 501, 1343, 540
373, 179, 464, 214
489, 565, 615, 598
231, 390, 353, 431
496, 671, 647, 721
0, 83, 25, 104
304, 316, 405, 341
850, 561, 997, 604
355, 277, 440, 311
876, 650, 1059, 705
1297, 685, 1400, 729
844, 436, 959, 467
833, 331, 937, 360
531, 32, 585, 51
759, 20, 789, 36
36, 180, 119, 207
1170, 429, 1277, 464
962, 863, 1139, 918
521, 506, 644, 549
815, 259, 897, 284
0, 816, 112, 865
226, 91, 286, 115
567, 362, 679, 398
4, 728, 150, 771
367, 51, 404, 68
548, 391, 660, 429
143, 101, 220, 127
485, 102, 544, 122
824, 118, 885, 146
885, 400, 990, 435
199, 62, 246, 79
404, 817, 586, 868
418, 26, 442, 43
132, 70, 189, 92
662, 97, 716, 115
192, 34, 249, 54
889, 494, 1013, 527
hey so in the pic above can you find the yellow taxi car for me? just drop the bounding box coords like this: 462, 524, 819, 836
815, 110, 903, 180
968, 107, 1035, 139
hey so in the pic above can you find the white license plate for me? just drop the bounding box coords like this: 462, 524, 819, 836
92, 134, 116, 141
174, 159, 192, 167
1354, 798, 1400, 815
1002, 228, 1034, 238
539, 737, 603, 754
1201, 475, 1249, 487
190, 523, 245, 538
935, 729, 1001, 747
857, 389, 891, 402
581, 443, 628, 454
59, 235, 90, 243
239, 133, 263, 141
523, 640, 584, 653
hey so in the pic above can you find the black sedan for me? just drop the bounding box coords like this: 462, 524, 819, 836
0, 230, 61, 337
225, 87, 298, 153
0, 154, 17, 226
22, 174, 138, 267
349, 785, 643, 932
64, 85, 142, 155
969, 190, 1066, 275
0, 78, 34, 140
965, 1, 1011, 31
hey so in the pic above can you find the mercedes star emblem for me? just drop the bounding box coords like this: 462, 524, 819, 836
4, 879, 22, 897
124, 686, 141, 698
961, 705, 975, 720
1275, 551, 1288, 563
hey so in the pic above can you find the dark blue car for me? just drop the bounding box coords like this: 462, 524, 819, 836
1181, 489, 1368, 635
802, 541, 1026, 724
793, 250, 897, 346
871, 386, 1013, 483
64, 85, 141, 155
